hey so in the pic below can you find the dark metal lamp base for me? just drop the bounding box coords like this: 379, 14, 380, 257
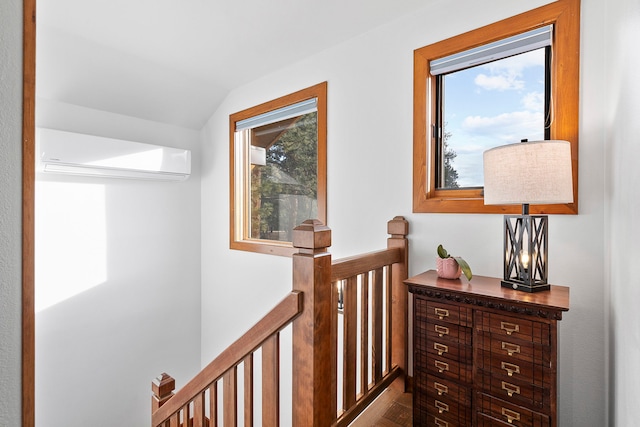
501, 280, 550, 293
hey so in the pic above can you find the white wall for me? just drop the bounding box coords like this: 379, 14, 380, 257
605, 0, 640, 425
201, 0, 608, 425
0, 0, 23, 425
35, 100, 203, 426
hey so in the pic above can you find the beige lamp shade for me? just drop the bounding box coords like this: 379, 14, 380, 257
483, 140, 573, 205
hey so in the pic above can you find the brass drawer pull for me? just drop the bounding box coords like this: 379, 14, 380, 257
501, 321, 520, 335
435, 360, 449, 373
435, 400, 449, 414
434, 324, 449, 337
501, 341, 521, 356
502, 407, 521, 424
501, 361, 521, 377
434, 381, 448, 396
434, 342, 448, 356
434, 417, 449, 427
434, 307, 449, 320
502, 381, 521, 397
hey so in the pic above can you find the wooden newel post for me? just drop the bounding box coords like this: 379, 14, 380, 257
151, 373, 175, 414
387, 216, 409, 390
291, 219, 336, 427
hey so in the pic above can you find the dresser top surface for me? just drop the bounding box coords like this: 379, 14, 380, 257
405, 269, 569, 312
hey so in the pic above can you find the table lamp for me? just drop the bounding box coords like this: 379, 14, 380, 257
483, 140, 573, 292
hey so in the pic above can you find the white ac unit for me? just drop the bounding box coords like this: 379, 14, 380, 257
37, 128, 191, 181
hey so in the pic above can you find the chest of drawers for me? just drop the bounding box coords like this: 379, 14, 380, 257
406, 270, 569, 427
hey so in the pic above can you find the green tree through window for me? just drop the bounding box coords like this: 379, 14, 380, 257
442, 126, 459, 188
251, 112, 318, 242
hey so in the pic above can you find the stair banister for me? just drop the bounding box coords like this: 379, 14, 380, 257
151, 216, 409, 426
388, 215, 409, 387
290, 219, 336, 426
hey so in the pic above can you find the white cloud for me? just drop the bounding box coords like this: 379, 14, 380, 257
522, 91, 544, 112
473, 49, 544, 92
481, 50, 544, 74
455, 143, 487, 155
462, 110, 544, 143
475, 73, 524, 91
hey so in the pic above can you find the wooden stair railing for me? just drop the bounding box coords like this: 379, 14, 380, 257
151, 291, 303, 427
331, 216, 409, 426
152, 216, 408, 427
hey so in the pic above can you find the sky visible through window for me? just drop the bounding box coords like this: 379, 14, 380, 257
443, 48, 545, 188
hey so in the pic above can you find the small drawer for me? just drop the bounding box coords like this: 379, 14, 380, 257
477, 349, 552, 389
425, 395, 472, 426
476, 331, 552, 367
414, 408, 471, 427
475, 393, 550, 427
415, 298, 472, 326
425, 321, 472, 346
416, 350, 472, 384
425, 339, 473, 364
475, 312, 551, 345
418, 373, 471, 407
413, 320, 473, 361
476, 368, 551, 411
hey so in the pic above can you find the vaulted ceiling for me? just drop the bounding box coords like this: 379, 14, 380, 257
36, 0, 430, 130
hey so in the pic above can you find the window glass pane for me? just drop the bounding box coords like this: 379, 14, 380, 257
248, 111, 318, 242
440, 48, 546, 189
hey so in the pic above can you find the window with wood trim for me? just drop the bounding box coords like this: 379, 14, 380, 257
230, 82, 327, 256
413, 0, 580, 214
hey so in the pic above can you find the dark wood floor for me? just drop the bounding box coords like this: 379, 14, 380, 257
350, 388, 412, 427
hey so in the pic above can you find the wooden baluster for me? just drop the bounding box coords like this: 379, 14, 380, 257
372, 267, 384, 383
343, 275, 358, 409
193, 391, 205, 427
169, 412, 179, 427
183, 403, 191, 427
209, 383, 218, 427
360, 272, 370, 396
291, 219, 335, 427
223, 368, 237, 427
262, 335, 279, 426
385, 266, 393, 371
152, 373, 176, 418
387, 216, 409, 390
244, 354, 254, 427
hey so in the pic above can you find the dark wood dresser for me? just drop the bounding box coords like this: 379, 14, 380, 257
406, 270, 569, 427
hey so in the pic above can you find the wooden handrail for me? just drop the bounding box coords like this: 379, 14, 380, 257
151, 291, 303, 425
331, 247, 402, 282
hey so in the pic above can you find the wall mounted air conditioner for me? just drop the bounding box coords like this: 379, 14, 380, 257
37, 128, 191, 181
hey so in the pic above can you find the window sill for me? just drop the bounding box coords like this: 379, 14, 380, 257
413, 191, 578, 215
230, 239, 296, 257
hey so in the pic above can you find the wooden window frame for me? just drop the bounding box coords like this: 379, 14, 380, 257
23, 0, 37, 424
413, 0, 580, 214
229, 82, 327, 257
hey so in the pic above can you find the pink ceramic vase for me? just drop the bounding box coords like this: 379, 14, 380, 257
436, 257, 462, 279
